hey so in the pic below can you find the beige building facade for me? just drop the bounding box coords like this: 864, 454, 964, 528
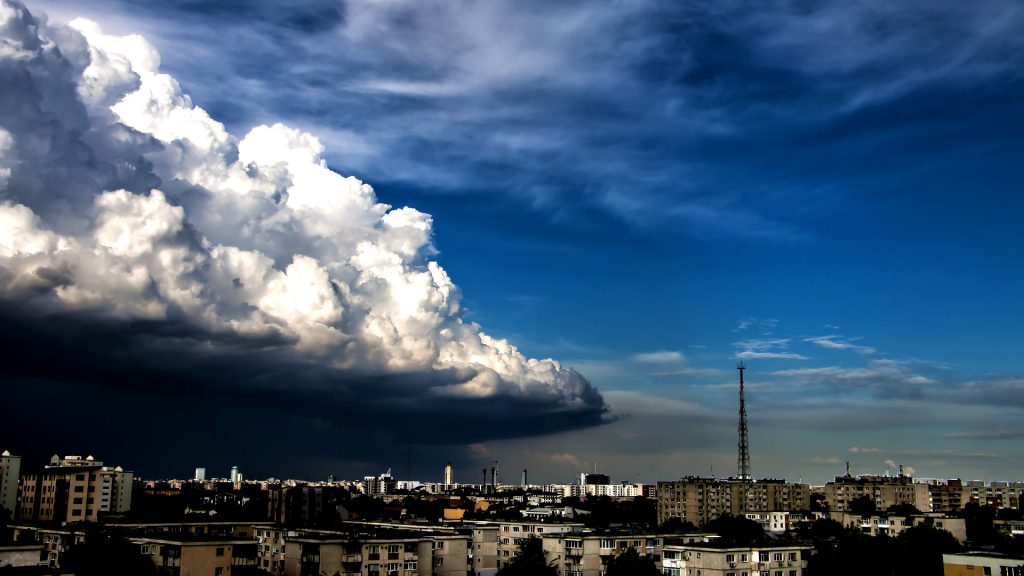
657, 478, 810, 527
943, 552, 1024, 576
134, 536, 258, 576
255, 528, 468, 576
823, 474, 929, 513
661, 543, 810, 576
0, 450, 20, 516
828, 511, 968, 542
17, 455, 133, 523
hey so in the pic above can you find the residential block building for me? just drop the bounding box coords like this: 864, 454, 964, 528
539, 531, 675, 576
943, 552, 1024, 576
657, 478, 810, 527
661, 543, 811, 576
823, 474, 929, 513
133, 535, 259, 576
16, 455, 133, 524
828, 511, 968, 542
253, 526, 468, 576
495, 521, 582, 570
1, 450, 21, 517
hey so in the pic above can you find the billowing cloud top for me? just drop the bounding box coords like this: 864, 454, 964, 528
0, 0, 605, 461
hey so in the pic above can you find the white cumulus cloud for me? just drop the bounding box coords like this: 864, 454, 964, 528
0, 0, 602, 416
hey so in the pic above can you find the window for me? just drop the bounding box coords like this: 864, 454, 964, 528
73, 498, 83, 505
788, 553, 796, 561
774, 553, 783, 562
216, 547, 224, 557
386, 563, 399, 572
741, 554, 748, 562
215, 569, 224, 576
387, 545, 399, 554
404, 561, 417, 570
369, 545, 379, 554
368, 564, 379, 573
434, 558, 444, 567
726, 554, 736, 563
433, 541, 444, 550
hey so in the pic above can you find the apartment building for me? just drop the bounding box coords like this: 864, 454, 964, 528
657, 478, 810, 527
252, 527, 468, 576
133, 535, 259, 576
0, 544, 47, 569
540, 531, 675, 576
17, 455, 133, 523
823, 474, 929, 513
0, 450, 20, 515
828, 511, 967, 542
470, 525, 499, 575
743, 512, 811, 533
661, 543, 811, 576
943, 552, 1024, 576
961, 481, 1024, 510
921, 479, 965, 512
495, 521, 583, 570
9, 525, 87, 568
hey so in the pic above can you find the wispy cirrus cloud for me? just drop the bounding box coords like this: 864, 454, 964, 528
803, 335, 876, 354
849, 447, 1001, 460
31, 0, 1022, 239
631, 350, 686, 363
733, 338, 807, 360
733, 317, 779, 333
772, 361, 936, 397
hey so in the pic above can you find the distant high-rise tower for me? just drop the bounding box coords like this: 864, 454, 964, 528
230, 466, 240, 483
737, 362, 752, 481
195, 467, 206, 481
0, 450, 21, 515
444, 462, 453, 485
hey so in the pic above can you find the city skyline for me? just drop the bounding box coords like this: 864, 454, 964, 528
1, 0, 1022, 484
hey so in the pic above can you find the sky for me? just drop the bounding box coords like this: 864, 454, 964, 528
1, 0, 1022, 485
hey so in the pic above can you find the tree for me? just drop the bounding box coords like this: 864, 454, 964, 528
659, 517, 699, 533
893, 524, 960, 575
848, 495, 877, 516
960, 502, 998, 545
604, 547, 661, 576
496, 536, 557, 576
886, 503, 920, 516
703, 514, 766, 546
61, 533, 158, 576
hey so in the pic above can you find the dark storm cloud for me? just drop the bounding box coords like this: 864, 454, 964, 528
0, 300, 607, 478
0, 0, 609, 478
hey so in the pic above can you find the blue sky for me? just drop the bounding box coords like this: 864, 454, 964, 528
6, 0, 1023, 483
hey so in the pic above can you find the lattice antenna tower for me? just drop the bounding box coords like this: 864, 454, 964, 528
737, 362, 752, 481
